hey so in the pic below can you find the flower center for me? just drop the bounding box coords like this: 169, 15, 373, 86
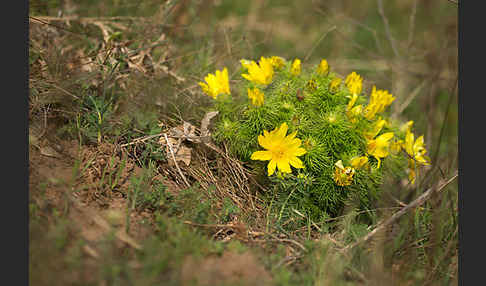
272, 147, 285, 160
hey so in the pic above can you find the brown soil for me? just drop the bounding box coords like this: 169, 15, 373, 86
29, 131, 273, 285
29, 134, 167, 246
181, 251, 273, 286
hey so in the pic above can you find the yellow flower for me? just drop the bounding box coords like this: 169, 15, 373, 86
329, 77, 342, 93
350, 156, 369, 170
281, 101, 293, 110
390, 139, 403, 155
345, 71, 363, 95
363, 86, 395, 120
345, 90, 364, 123
251, 122, 307, 176
199, 67, 231, 99
241, 57, 274, 86
240, 59, 252, 69
400, 120, 414, 133
306, 79, 317, 92
364, 118, 387, 140
316, 59, 329, 76
347, 104, 363, 123
270, 56, 286, 70
247, 87, 264, 107
291, 59, 301, 76
334, 160, 355, 186
327, 112, 337, 123
407, 159, 419, 184
367, 132, 394, 169
346, 94, 359, 112
404, 131, 431, 166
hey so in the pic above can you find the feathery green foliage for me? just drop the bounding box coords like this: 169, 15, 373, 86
208, 58, 420, 226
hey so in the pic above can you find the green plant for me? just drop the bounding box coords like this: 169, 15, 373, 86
204, 56, 430, 228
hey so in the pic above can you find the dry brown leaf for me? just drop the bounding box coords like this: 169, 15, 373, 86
160, 134, 192, 166
158, 65, 186, 83
200, 111, 219, 141
183, 121, 198, 142
168, 145, 192, 166
157, 116, 218, 166
82, 245, 100, 259
39, 145, 62, 158
76, 49, 95, 73
169, 124, 185, 138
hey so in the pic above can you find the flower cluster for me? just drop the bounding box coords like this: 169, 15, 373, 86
199, 56, 430, 197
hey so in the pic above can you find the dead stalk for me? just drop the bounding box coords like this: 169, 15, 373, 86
407, 0, 419, 50
164, 133, 191, 188
377, 0, 400, 58
341, 172, 458, 253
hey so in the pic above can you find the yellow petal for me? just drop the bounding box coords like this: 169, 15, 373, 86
350, 156, 368, 169
347, 94, 358, 111
405, 131, 414, 155
268, 160, 277, 176
240, 59, 252, 69
289, 157, 304, 169
377, 132, 394, 142
276, 158, 292, 173
335, 160, 345, 170
251, 151, 272, 161
257, 134, 269, 149
292, 147, 307, 156
414, 135, 425, 149
275, 122, 288, 139
400, 121, 414, 133
375, 157, 382, 169
287, 131, 298, 140
242, 73, 252, 82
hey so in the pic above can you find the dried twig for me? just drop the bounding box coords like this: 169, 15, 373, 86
263, 231, 307, 252
407, 0, 419, 50
164, 133, 191, 188
82, 245, 100, 259
29, 16, 151, 22
304, 25, 336, 62
393, 79, 427, 117
120, 133, 165, 147
223, 27, 232, 57
274, 255, 305, 269
312, 4, 382, 60
341, 172, 458, 253
183, 221, 239, 229
377, 0, 400, 58
430, 73, 458, 166
50, 83, 80, 100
